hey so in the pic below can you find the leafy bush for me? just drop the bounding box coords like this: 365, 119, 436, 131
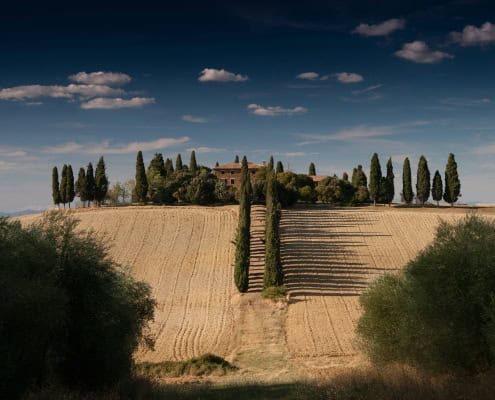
357, 215, 495, 373
316, 176, 355, 204
262, 285, 288, 300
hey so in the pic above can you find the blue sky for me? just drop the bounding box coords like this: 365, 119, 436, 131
1, 0, 495, 211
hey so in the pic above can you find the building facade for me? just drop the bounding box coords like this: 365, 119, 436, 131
212, 162, 263, 189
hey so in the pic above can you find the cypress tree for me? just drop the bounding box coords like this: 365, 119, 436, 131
402, 157, 413, 204
66, 165, 75, 208
342, 172, 349, 182
443, 153, 461, 207
416, 155, 431, 206
264, 167, 282, 288
85, 162, 96, 207
234, 156, 251, 292
215, 161, 219, 167
369, 153, 382, 206
165, 158, 174, 175
432, 170, 443, 206
147, 153, 166, 200
75, 167, 88, 207
60, 164, 68, 208
176, 153, 183, 171
189, 150, 198, 174
309, 162, 316, 176
268, 155, 274, 171
276, 161, 284, 174
234, 155, 239, 163
52, 166, 61, 208
135, 151, 148, 204
385, 157, 394, 205
95, 156, 109, 206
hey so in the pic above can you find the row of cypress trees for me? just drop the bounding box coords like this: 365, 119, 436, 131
52, 164, 75, 208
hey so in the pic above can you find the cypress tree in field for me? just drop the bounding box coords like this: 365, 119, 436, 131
369, 153, 382, 206
234, 156, 251, 292
189, 150, 198, 174
402, 158, 413, 205
215, 161, 219, 167
432, 170, 443, 206
309, 162, 316, 176
66, 165, 75, 208
60, 164, 68, 208
268, 155, 274, 171
86, 162, 96, 207
352, 165, 367, 188
75, 167, 88, 207
95, 156, 109, 206
52, 166, 61, 208
276, 161, 284, 174
135, 151, 148, 204
234, 155, 239, 163
416, 155, 431, 206
443, 153, 461, 207
342, 172, 349, 182
176, 153, 183, 171
384, 158, 395, 205
165, 158, 174, 175
148, 153, 166, 177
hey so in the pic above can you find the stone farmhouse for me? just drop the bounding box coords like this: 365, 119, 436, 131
213, 161, 264, 189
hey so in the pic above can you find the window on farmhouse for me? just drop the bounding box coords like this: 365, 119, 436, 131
230, 179, 235, 185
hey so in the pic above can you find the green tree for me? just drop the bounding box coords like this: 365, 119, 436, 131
165, 158, 174, 175
352, 165, 368, 188
443, 153, 461, 207
60, 164, 68, 208
383, 158, 394, 205
66, 165, 75, 208
268, 155, 274, 171
215, 161, 219, 167
432, 170, 443, 206
416, 155, 431, 206
85, 162, 96, 207
234, 155, 239, 163
402, 158, 413, 205
147, 153, 166, 201
94, 157, 109, 206
176, 153, 183, 171
308, 162, 316, 176
276, 160, 284, 174
189, 150, 198, 174
75, 167, 88, 207
234, 156, 251, 292
52, 166, 61, 208
135, 151, 148, 204
342, 172, 349, 182
369, 153, 382, 206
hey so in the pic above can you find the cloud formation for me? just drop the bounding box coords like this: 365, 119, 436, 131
0, 84, 125, 100
186, 146, 226, 154
182, 114, 208, 123
247, 103, 307, 116
450, 22, 495, 46
353, 18, 406, 36
0, 147, 27, 157
296, 72, 328, 80
334, 72, 364, 83
440, 97, 491, 107
80, 97, 155, 109
352, 84, 383, 95
68, 71, 132, 85
395, 41, 453, 64
198, 68, 248, 82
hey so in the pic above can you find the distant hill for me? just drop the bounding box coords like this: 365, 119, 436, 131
0, 209, 45, 217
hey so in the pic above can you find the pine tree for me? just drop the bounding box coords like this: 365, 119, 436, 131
95, 156, 109, 206
135, 151, 148, 204
276, 161, 284, 174
352, 165, 367, 188
52, 166, 61, 208
416, 155, 431, 206
66, 165, 75, 208
85, 162, 96, 207
234, 156, 251, 292
60, 164, 68, 208
385, 157, 394, 205
176, 153, 183, 171
342, 172, 349, 182
443, 153, 461, 207
432, 170, 443, 206
369, 153, 382, 206
165, 158, 174, 175
402, 157, 413, 205
189, 150, 198, 174
234, 155, 239, 163
75, 167, 88, 207
268, 155, 274, 171
309, 162, 316, 176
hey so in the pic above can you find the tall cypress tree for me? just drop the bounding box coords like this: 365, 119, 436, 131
66, 165, 75, 209
309, 162, 316, 176
352, 165, 367, 188
384, 157, 395, 205
95, 156, 109, 206
189, 150, 198, 174
443, 153, 461, 207
135, 151, 148, 204
264, 168, 282, 288
52, 166, 61, 208
402, 157, 413, 205
268, 155, 274, 171
165, 158, 174, 175
416, 155, 431, 206
60, 164, 68, 208
369, 153, 382, 206
234, 156, 251, 292
234, 155, 239, 163
342, 172, 349, 182
432, 170, 443, 206
176, 153, 183, 171
215, 161, 219, 167
147, 153, 166, 200
75, 167, 88, 207
85, 162, 96, 207
276, 161, 284, 174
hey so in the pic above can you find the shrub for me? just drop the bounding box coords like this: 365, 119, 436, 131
261, 285, 288, 300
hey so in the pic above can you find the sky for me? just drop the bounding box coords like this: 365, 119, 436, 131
1, 0, 495, 211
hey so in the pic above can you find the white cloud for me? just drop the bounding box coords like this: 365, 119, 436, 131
0, 147, 27, 157
68, 71, 132, 85
0, 84, 125, 101
186, 146, 226, 154
182, 114, 208, 123
80, 97, 155, 109
472, 143, 495, 155
198, 68, 249, 82
296, 72, 320, 80
440, 98, 491, 107
274, 151, 307, 157
353, 18, 406, 36
334, 72, 364, 83
247, 103, 308, 116
395, 41, 453, 64
43, 137, 190, 155
352, 84, 383, 95
450, 22, 495, 47
0, 160, 17, 171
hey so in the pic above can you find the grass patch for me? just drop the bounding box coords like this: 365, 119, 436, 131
135, 354, 236, 378
261, 285, 287, 300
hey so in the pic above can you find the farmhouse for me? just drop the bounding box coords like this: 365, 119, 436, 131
310, 175, 327, 184
213, 161, 264, 189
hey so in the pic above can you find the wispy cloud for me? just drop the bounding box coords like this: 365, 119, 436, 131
182, 114, 208, 123
0, 147, 27, 157
0, 84, 125, 101
0, 160, 17, 171
43, 137, 190, 155
296, 72, 329, 81
440, 97, 491, 107
334, 72, 363, 83
395, 41, 453, 64
274, 151, 307, 157
68, 71, 132, 86
472, 142, 495, 155
186, 146, 226, 154
198, 68, 248, 82
353, 18, 406, 36
352, 84, 383, 95
450, 22, 495, 47
80, 97, 155, 109
247, 103, 307, 116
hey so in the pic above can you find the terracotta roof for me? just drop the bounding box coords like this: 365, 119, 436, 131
213, 162, 263, 170
310, 175, 327, 182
